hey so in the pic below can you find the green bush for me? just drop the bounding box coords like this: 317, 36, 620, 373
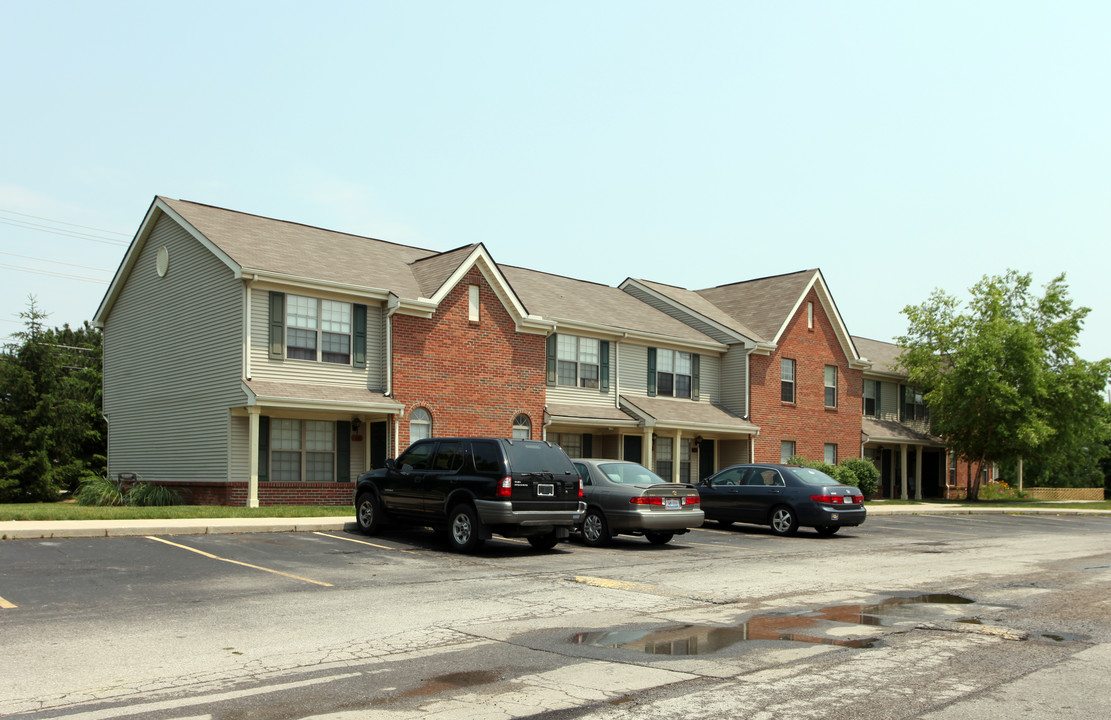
839, 457, 881, 498
75, 474, 125, 506
127, 481, 183, 507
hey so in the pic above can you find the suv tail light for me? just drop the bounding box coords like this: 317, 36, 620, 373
578, 477, 584, 499
496, 476, 513, 498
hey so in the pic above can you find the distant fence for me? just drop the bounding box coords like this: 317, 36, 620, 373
1025, 487, 1105, 501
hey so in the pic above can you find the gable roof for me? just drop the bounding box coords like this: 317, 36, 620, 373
853, 336, 906, 378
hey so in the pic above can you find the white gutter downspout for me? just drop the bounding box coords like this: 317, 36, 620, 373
245, 275, 258, 380
386, 293, 401, 457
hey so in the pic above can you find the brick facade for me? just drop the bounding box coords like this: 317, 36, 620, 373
749, 290, 864, 464
391, 267, 547, 447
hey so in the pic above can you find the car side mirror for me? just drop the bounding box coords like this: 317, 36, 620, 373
385, 458, 397, 471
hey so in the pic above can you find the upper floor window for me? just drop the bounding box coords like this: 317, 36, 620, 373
512, 413, 532, 439
557, 335, 600, 388
410, 407, 432, 441
656, 349, 692, 398
781, 358, 796, 403
901, 386, 929, 423
287, 295, 351, 364
824, 365, 838, 408
863, 379, 879, 417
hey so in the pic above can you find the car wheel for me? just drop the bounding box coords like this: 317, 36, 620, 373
816, 525, 841, 537
645, 531, 674, 545
527, 533, 559, 551
581, 508, 611, 547
769, 506, 799, 536
355, 492, 383, 536
447, 504, 484, 553
717, 519, 734, 529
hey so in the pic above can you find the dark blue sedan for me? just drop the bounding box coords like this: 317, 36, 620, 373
698, 464, 866, 536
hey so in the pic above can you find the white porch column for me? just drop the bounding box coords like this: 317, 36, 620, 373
642, 427, 653, 468
914, 446, 923, 500
673, 429, 683, 484
900, 443, 909, 500
247, 406, 260, 508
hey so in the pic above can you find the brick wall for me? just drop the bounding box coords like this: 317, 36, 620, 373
749, 289, 864, 464
391, 267, 546, 446
156, 481, 355, 506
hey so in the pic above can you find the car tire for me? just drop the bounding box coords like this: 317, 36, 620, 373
527, 533, 559, 551
447, 504, 485, 553
355, 492, 383, 536
769, 506, 799, 536
816, 525, 841, 537
645, 531, 674, 545
581, 508, 611, 547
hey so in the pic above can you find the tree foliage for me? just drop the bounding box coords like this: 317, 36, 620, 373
0, 297, 106, 502
898, 271, 1110, 499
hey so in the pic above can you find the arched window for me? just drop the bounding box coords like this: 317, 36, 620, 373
410, 407, 432, 442
512, 413, 532, 439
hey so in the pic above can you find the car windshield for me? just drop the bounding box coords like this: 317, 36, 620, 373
504, 441, 576, 474
597, 463, 664, 484
788, 466, 841, 486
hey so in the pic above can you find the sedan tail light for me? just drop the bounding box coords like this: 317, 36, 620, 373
811, 494, 865, 505
630, 496, 700, 506
496, 477, 513, 498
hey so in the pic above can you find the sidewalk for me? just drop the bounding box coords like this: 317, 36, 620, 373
2, 504, 1108, 540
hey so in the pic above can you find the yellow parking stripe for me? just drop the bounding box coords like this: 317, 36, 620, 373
313, 531, 398, 550
146, 536, 333, 587
0, 595, 16, 609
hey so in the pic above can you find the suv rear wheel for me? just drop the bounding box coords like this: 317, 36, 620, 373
447, 503, 485, 553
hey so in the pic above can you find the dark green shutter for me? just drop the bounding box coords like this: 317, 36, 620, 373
353, 304, 367, 368
647, 347, 657, 397
336, 421, 351, 482
600, 341, 610, 392
875, 382, 881, 417
546, 335, 557, 386
258, 416, 270, 482
692, 353, 700, 401
268, 292, 284, 359
899, 385, 906, 422
583, 433, 593, 458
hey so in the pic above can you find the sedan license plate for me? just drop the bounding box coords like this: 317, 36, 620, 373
536, 483, 555, 497
664, 498, 681, 509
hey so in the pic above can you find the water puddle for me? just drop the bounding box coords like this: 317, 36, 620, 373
572, 593, 977, 656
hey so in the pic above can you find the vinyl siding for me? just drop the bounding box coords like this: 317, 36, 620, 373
618, 343, 719, 404
879, 380, 900, 422
720, 345, 749, 416
102, 214, 244, 484
719, 438, 751, 467
229, 416, 367, 482
621, 284, 737, 345
248, 287, 385, 390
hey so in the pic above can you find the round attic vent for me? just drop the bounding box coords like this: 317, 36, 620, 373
156, 246, 169, 277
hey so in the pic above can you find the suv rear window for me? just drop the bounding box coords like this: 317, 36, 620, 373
504, 441, 576, 475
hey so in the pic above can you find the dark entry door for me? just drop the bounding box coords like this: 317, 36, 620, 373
623, 435, 643, 464
369, 421, 388, 469
698, 439, 716, 481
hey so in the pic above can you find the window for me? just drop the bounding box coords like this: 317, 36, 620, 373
398, 441, 435, 471
557, 335, 600, 388
863, 380, 879, 417
468, 285, 480, 322
781, 440, 796, 463
781, 358, 796, 403
286, 295, 352, 364
655, 436, 674, 481
657, 349, 692, 398
553, 433, 582, 458
512, 413, 532, 439
824, 443, 837, 464
824, 365, 838, 408
271, 419, 336, 482
807, 302, 814, 330
410, 407, 432, 441
902, 386, 929, 423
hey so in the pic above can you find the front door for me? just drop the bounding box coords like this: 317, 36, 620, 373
698, 439, 716, 481
623, 435, 643, 464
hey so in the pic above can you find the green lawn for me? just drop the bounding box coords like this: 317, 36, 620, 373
867, 498, 1111, 511
0, 504, 354, 522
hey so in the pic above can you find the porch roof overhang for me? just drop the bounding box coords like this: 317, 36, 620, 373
545, 403, 641, 429
619, 395, 760, 436
242, 380, 405, 414
862, 418, 945, 447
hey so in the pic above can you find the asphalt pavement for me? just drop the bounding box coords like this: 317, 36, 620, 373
2, 503, 1108, 540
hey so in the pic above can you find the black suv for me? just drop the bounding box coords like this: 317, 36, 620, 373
354, 438, 586, 552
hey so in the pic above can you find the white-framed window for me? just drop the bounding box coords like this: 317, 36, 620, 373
781, 358, 796, 403
781, 440, 796, 463
655, 436, 674, 481
271, 419, 336, 482
657, 349, 692, 398
824, 443, 838, 464
863, 379, 879, 417
410, 407, 432, 442
286, 295, 352, 364
902, 385, 929, 423
553, 433, 582, 458
557, 335, 600, 388
824, 365, 838, 408
468, 285, 480, 322
512, 413, 532, 439
807, 302, 814, 330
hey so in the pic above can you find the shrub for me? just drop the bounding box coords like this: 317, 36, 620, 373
75, 474, 125, 506
839, 457, 881, 498
127, 481, 183, 507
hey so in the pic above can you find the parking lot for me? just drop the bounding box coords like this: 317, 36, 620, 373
3, 514, 1111, 718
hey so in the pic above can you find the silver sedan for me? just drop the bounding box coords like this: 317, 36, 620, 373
571, 459, 704, 546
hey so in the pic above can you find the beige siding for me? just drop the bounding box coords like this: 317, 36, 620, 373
547, 382, 616, 407
719, 438, 751, 467
618, 343, 719, 404
879, 380, 900, 421
103, 214, 244, 484
248, 287, 385, 390
621, 284, 736, 344
720, 345, 749, 416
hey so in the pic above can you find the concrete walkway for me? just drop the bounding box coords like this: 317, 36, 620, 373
1, 503, 1108, 540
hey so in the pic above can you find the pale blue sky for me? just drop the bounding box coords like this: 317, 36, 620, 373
3, 1, 1108, 363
